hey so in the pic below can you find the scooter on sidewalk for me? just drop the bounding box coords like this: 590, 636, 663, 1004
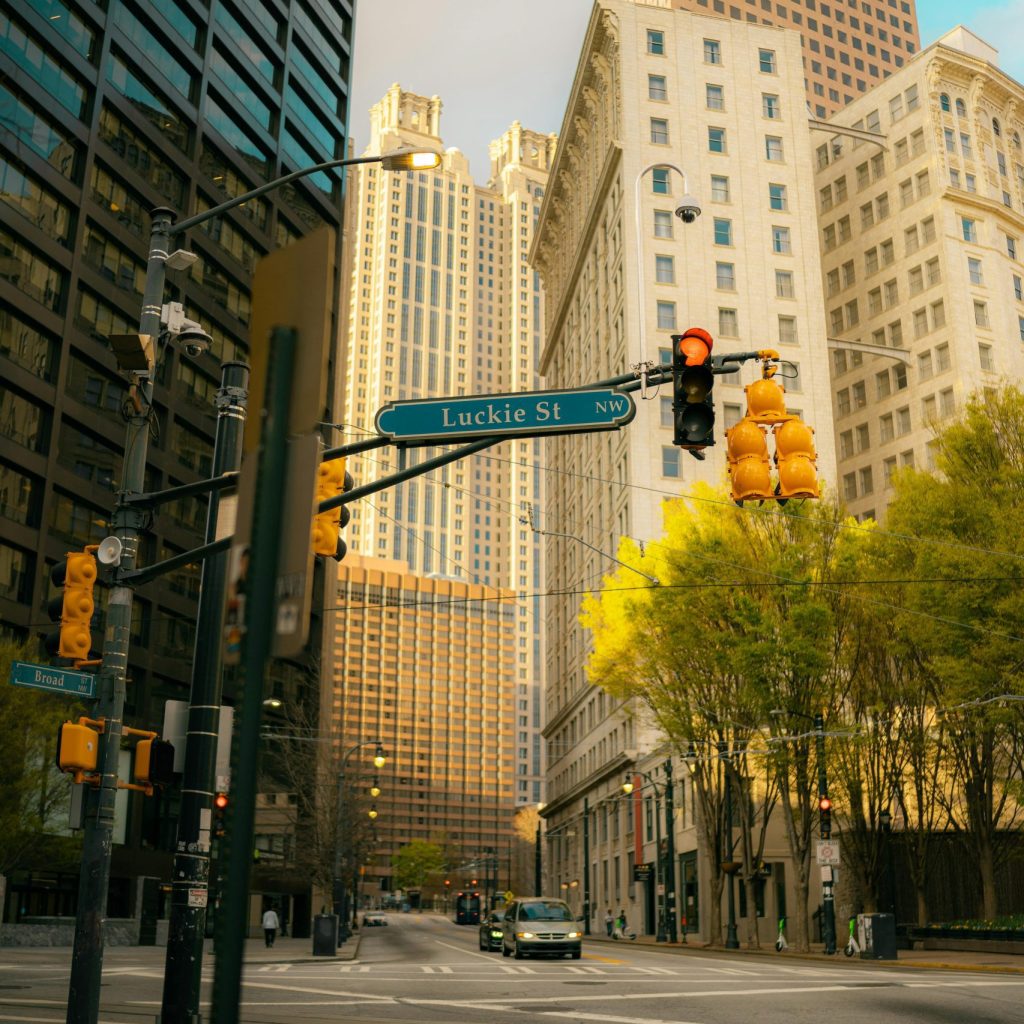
844, 917, 862, 957
775, 916, 788, 952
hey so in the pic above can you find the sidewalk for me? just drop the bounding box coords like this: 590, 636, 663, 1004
240, 933, 362, 964
584, 931, 1024, 974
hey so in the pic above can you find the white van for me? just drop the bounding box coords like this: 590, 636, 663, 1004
501, 897, 582, 959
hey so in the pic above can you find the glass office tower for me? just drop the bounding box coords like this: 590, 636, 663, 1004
0, 0, 353, 928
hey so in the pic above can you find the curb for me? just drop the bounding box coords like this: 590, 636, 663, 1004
252, 933, 362, 965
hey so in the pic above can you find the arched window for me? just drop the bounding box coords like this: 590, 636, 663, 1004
940, 93, 951, 112
956, 98, 967, 117
993, 117, 1002, 137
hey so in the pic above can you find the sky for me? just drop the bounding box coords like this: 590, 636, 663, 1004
350, 1, 1024, 181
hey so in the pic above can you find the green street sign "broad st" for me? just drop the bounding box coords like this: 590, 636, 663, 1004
9, 660, 96, 698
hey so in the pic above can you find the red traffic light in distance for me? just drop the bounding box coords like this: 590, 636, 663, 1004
818, 796, 832, 811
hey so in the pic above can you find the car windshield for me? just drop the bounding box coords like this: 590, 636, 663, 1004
523, 902, 572, 922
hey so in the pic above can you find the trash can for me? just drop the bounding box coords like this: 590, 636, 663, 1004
858, 913, 897, 960
312, 914, 338, 956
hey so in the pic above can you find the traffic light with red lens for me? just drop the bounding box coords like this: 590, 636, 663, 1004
671, 328, 715, 451
213, 792, 229, 838
819, 795, 832, 839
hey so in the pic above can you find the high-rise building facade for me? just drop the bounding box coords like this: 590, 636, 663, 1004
1, 0, 352, 925
532, 0, 836, 938
815, 27, 1024, 522
673, 0, 921, 118
340, 85, 554, 806
327, 554, 517, 899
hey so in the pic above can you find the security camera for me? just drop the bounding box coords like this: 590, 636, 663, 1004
675, 194, 702, 224
178, 323, 212, 357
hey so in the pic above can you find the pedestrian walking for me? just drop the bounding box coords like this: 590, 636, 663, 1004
262, 906, 280, 948
604, 908, 614, 937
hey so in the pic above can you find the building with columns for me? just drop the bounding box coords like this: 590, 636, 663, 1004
815, 27, 1024, 522
531, 0, 837, 939
338, 85, 556, 808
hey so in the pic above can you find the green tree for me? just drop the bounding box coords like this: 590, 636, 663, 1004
391, 840, 445, 892
882, 386, 1024, 919
0, 640, 83, 913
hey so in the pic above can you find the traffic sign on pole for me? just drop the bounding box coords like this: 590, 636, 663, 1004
375, 386, 635, 444
816, 840, 841, 866
9, 661, 96, 698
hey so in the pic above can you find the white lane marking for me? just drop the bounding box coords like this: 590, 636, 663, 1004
256, 964, 292, 972
419, 965, 454, 973
634, 966, 677, 975
706, 966, 761, 976
236, 980, 396, 1002
337, 964, 370, 972
499, 965, 536, 974
565, 965, 604, 974
433, 938, 499, 962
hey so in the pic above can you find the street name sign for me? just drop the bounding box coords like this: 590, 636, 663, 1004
816, 840, 841, 866
375, 387, 636, 445
9, 660, 96, 698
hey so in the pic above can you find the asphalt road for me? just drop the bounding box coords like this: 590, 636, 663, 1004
3, 913, 1024, 1023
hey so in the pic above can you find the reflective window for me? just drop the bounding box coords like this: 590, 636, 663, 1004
214, 1, 275, 83
0, 157, 72, 243
0, 226, 64, 311
75, 288, 134, 342
211, 47, 273, 129
49, 490, 106, 547
195, 195, 263, 272
28, 0, 95, 58
171, 420, 214, 475
189, 254, 251, 324
106, 54, 190, 154
57, 420, 120, 489
282, 126, 336, 197
90, 162, 148, 238
111, 1, 194, 99
0, 304, 58, 381
0, 462, 36, 527
0, 542, 32, 604
1, 16, 87, 116
199, 142, 270, 231
290, 41, 342, 114
0, 386, 48, 452
67, 352, 127, 414
159, 0, 202, 49
291, 4, 344, 72
98, 106, 186, 205
0, 86, 78, 179
284, 84, 338, 159
82, 223, 145, 297
204, 95, 270, 177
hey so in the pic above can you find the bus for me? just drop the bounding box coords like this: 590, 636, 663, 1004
454, 891, 481, 925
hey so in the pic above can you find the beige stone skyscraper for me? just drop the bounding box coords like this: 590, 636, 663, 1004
814, 27, 1024, 522
533, 0, 837, 938
673, 0, 921, 118
338, 86, 555, 806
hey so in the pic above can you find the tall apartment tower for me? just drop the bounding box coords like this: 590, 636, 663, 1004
673, 0, 920, 118
532, 0, 837, 933
340, 85, 555, 805
328, 554, 517, 898
815, 27, 1024, 522
0, 0, 353, 922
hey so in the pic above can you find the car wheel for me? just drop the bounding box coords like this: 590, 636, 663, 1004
501, 942, 511, 957
514, 941, 525, 960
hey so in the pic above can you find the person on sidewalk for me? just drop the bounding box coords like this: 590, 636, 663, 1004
605, 908, 614, 937
262, 907, 280, 948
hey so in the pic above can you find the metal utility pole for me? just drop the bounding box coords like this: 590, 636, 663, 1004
816, 712, 837, 954
653, 785, 666, 942
535, 820, 542, 896
722, 746, 740, 950
66, 207, 174, 1024
663, 759, 677, 943
582, 798, 591, 935
161, 361, 249, 1024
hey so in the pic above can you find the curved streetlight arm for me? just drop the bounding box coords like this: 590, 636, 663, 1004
633, 161, 692, 381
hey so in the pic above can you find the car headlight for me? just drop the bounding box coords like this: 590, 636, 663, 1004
491, 930, 503, 938
567, 931, 581, 939
517, 931, 535, 939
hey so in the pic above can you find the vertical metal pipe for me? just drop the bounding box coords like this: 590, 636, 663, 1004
664, 760, 677, 942
582, 798, 591, 935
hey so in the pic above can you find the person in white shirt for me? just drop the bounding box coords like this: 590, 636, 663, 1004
262, 907, 280, 947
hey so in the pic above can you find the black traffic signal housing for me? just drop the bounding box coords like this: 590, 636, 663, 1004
312, 457, 353, 561
134, 737, 175, 789
213, 791, 229, 838
819, 795, 832, 839
45, 549, 99, 666
671, 328, 715, 453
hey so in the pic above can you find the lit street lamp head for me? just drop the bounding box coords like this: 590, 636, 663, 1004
373, 742, 387, 769
621, 776, 634, 795
380, 146, 442, 171
368, 806, 378, 820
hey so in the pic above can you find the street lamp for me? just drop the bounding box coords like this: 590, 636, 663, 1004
632, 161, 701, 375
622, 763, 678, 943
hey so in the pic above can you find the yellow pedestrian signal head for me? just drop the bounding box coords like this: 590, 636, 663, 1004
45, 550, 98, 664
56, 719, 101, 783
774, 418, 819, 499
725, 418, 772, 503
134, 737, 175, 788
745, 377, 788, 424
312, 457, 352, 560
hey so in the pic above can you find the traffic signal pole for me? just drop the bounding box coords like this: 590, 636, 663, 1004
663, 760, 678, 943
582, 798, 591, 935
66, 208, 174, 1024
161, 361, 249, 1024
816, 713, 837, 954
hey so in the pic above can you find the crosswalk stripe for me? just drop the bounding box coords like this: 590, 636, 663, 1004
338, 965, 369, 972
256, 964, 291, 972
634, 965, 676, 975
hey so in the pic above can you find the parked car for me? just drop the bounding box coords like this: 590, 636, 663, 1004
502, 897, 582, 959
478, 909, 505, 950
363, 911, 388, 927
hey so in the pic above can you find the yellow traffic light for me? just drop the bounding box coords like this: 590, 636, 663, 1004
312, 457, 352, 560
725, 418, 773, 503
744, 377, 788, 424
774, 417, 819, 499
45, 550, 98, 664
